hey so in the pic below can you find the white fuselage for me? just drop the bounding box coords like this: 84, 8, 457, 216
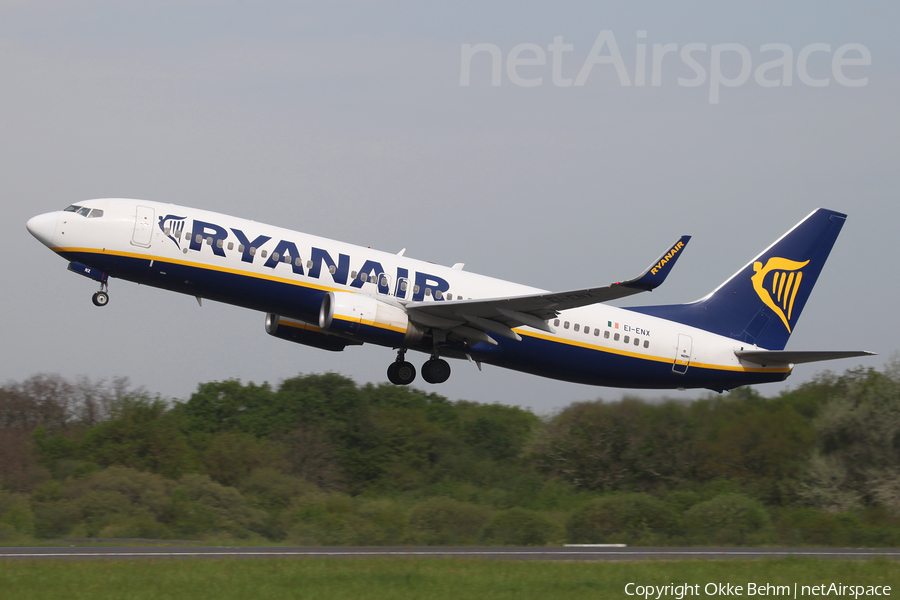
26, 198, 790, 390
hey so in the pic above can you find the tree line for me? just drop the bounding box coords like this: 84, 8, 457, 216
0, 361, 898, 546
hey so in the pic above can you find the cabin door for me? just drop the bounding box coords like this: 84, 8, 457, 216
673, 334, 692, 374
132, 205, 155, 248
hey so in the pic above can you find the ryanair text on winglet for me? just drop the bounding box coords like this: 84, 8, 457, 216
650, 241, 686, 276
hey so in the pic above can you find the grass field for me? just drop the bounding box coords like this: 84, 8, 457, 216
0, 558, 897, 600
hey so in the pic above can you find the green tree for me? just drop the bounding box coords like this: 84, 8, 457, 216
78, 398, 197, 479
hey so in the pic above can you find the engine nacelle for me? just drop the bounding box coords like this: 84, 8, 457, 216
265, 313, 360, 352
319, 291, 424, 346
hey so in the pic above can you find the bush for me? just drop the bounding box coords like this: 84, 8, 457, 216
96, 514, 174, 540
408, 497, 491, 545
682, 493, 771, 544
282, 493, 408, 546
0, 494, 35, 536
566, 493, 675, 544
238, 468, 316, 512
70, 467, 174, 519
171, 474, 267, 538
483, 507, 559, 546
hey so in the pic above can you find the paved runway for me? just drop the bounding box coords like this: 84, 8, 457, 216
2, 546, 899, 561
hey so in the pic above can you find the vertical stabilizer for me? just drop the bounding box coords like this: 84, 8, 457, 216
628, 209, 847, 350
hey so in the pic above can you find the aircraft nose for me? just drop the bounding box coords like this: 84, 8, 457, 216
26, 212, 58, 247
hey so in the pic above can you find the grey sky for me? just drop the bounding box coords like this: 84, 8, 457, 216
3, 1, 897, 412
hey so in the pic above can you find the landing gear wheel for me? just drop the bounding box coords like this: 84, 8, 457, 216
92, 291, 109, 307
388, 361, 416, 385
421, 358, 451, 384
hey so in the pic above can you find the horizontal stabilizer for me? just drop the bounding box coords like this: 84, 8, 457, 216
736, 350, 876, 366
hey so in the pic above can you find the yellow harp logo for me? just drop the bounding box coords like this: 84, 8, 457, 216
751, 257, 810, 333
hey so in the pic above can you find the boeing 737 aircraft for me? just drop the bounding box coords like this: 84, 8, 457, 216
26, 200, 872, 391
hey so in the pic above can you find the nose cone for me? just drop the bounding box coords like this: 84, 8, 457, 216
26, 212, 59, 247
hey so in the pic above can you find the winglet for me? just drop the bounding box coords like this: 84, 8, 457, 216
619, 235, 691, 292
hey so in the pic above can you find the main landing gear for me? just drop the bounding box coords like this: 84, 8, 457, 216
422, 357, 451, 384
387, 349, 451, 385
92, 281, 110, 307
387, 349, 416, 385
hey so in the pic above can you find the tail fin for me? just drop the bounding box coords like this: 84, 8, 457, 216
627, 209, 847, 350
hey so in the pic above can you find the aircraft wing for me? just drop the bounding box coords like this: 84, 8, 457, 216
404, 236, 690, 345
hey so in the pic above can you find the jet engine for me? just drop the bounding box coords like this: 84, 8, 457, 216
265, 313, 359, 352
319, 291, 424, 346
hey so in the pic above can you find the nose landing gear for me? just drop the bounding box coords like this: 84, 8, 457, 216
91, 281, 110, 307
67, 262, 110, 307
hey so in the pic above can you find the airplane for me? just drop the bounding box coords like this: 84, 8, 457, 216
26, 200, 873, 392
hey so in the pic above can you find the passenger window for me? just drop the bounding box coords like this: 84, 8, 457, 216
370, 274, 377, 283
624, 336, 630, 344
164, 227, 171, 235
564, 321, 570, 329
272, 252, 280, 261
643, 340, 650, 348
206, 237, 213, 246
216, 239, 224, 249
435, 290, 443, 300
184, 231, 191, 239
329, 265, 336, 274
195, 234, 202, 244
283, 255, 290, 264
295, 258, 303, 267
425, 288, 432, 296
446, 293, 453, 301
228, 242, 234, 250
604, 331, 610, 339
614, 333, 620, 341
634, 338, 640, 346
306, 261, 313, 269
261, 250, 268, 258
554, 319, 560, 327
594, 328, 600, 336
239, 245, 245, 253
586, 328, 591, 335
250, 247, 257, 256
574, 324, 580, 332
88, 209, 103, 218
400, 281, 408, 291
413, 285, 420, 294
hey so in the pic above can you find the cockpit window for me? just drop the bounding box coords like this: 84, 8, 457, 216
62, 205, 103, 218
